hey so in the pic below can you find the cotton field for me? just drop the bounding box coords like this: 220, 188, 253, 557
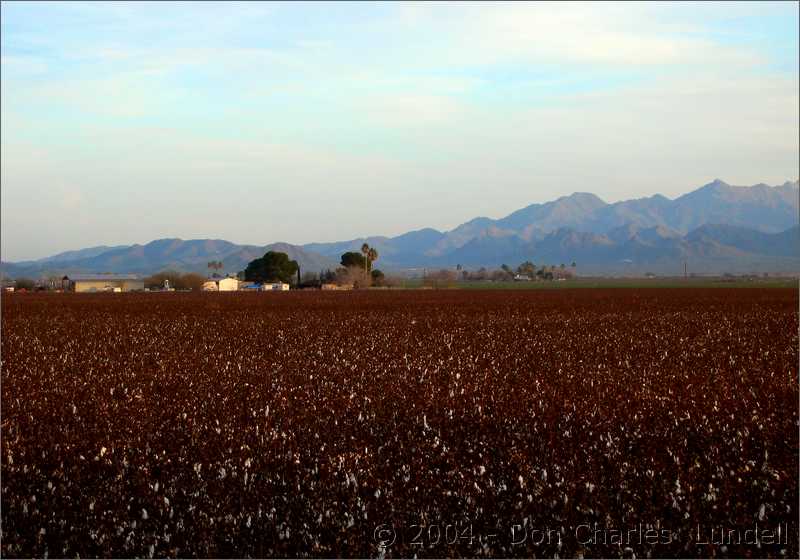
1, 289, 797, 558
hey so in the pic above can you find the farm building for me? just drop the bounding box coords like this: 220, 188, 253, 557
63, 274, 144, 293
202, 278, 240, 291
218, 278, 239, 291
202, 279, 285, 291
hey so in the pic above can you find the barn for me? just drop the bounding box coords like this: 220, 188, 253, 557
63, 274, 144, 293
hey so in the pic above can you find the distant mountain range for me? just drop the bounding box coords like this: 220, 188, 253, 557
2, 241, 338, 279
3, 179, 798, 277
301, 179, 799, 274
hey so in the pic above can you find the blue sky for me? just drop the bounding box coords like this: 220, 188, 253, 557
2, 1, 798, 260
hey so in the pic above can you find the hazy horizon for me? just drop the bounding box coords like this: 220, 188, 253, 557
2, 1, 798, 261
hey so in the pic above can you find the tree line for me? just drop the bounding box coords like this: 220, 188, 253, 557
241, 244, 390, 288
422, 261, 577, 288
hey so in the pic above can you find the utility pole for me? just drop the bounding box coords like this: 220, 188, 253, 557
684, 260, 687, 279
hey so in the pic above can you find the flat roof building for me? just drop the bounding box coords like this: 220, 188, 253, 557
63, 274, 144, 293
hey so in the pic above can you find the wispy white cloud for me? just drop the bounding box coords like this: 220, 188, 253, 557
375, 2, 768, 68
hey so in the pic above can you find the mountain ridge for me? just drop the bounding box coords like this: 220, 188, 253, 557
3, 179, 798, 276
302, 179, 798, 270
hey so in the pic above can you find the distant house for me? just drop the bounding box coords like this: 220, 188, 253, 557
267, 283, 290, 291
217, 278, 239, 291
63, 274, 144, 293
203, 278, 245, 291
513, 274, 532, 282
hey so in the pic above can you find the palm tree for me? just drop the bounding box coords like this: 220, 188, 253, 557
361, 243, 370, 276
208, 260, 223, 277
367, 247, 378, 273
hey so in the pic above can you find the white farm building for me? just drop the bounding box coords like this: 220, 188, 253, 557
201, 279, 289, 291
218, 278, 239, 291
202, 278, 240, 291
